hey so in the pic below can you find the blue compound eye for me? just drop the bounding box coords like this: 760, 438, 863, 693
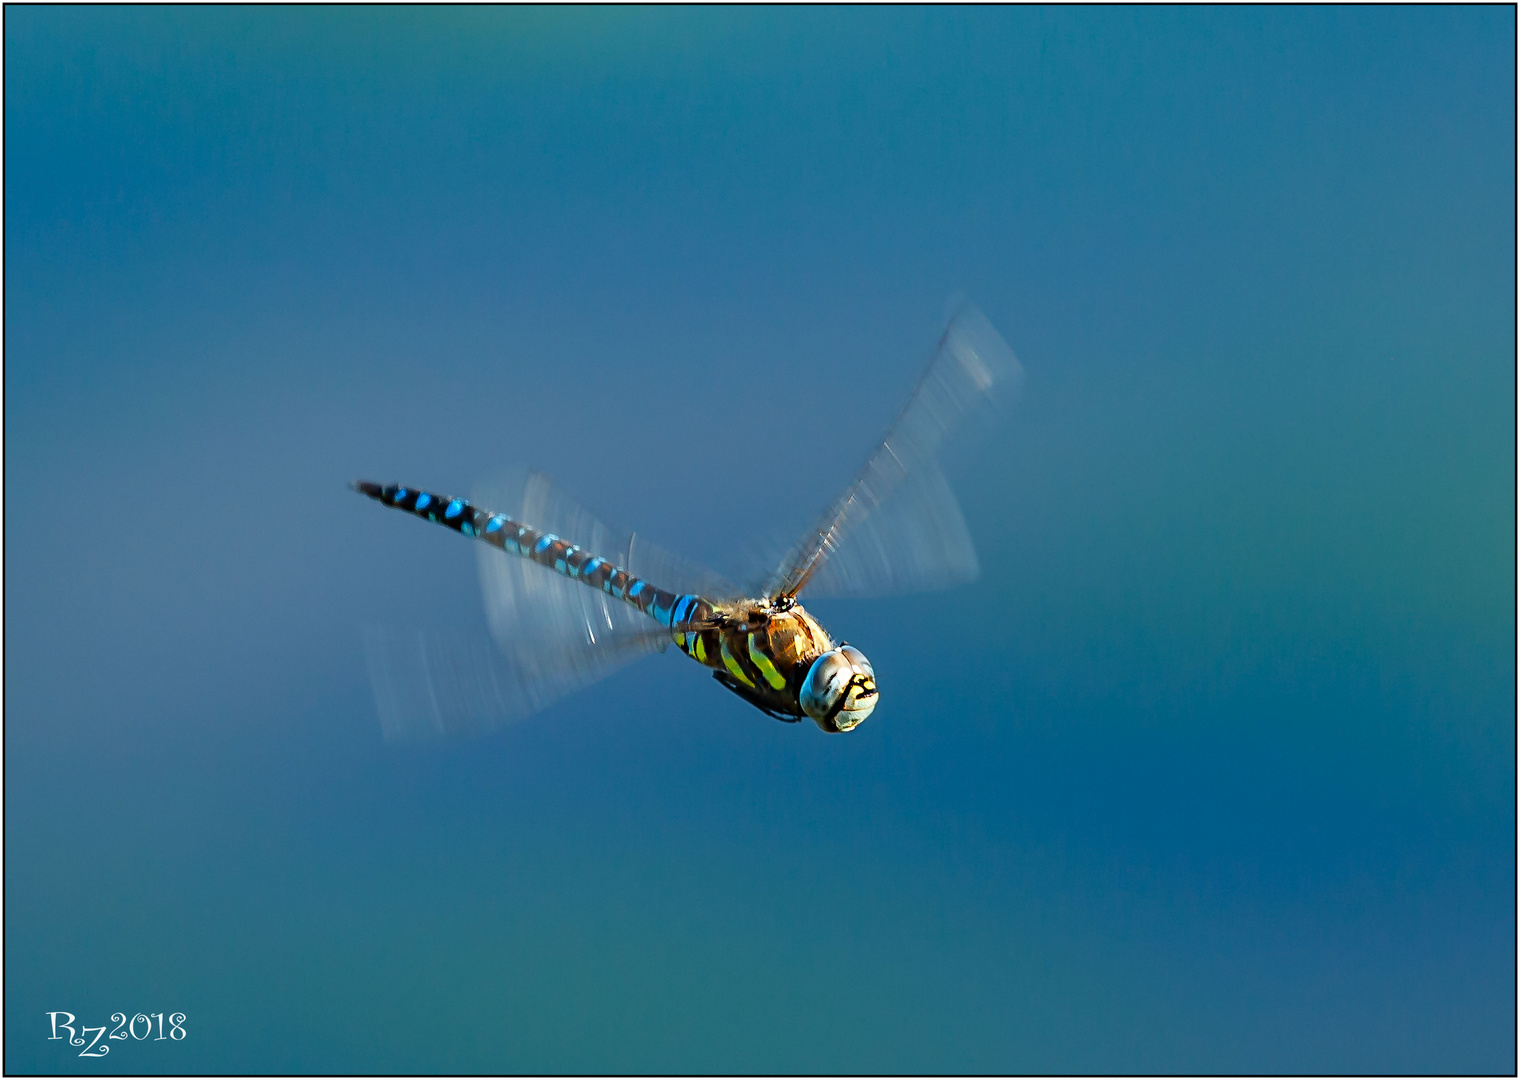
800, 648, 878, 732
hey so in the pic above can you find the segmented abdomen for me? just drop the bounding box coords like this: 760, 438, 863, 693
352, 481, 712, 631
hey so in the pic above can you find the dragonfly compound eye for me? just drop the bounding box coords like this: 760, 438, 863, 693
800, 647, 879, 732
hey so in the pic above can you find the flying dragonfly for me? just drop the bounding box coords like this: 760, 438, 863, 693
353, 303, 1021, 738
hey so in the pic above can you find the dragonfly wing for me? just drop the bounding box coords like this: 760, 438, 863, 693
766, 302, 1022, 600
361, 621, 670, 742
794, 461, 979, 598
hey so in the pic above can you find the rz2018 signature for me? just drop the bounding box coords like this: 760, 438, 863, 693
47, 1012, 187, 1056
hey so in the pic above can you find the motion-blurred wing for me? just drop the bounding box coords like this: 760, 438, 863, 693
362, 468, 737, 741
793, 461, 979, 597
362, 621, 670, 742
765, 303, 1022, 600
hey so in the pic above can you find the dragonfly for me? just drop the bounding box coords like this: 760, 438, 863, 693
353, 303, 1021, 738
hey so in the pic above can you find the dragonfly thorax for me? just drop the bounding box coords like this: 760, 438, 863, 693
676, 600, 874, 732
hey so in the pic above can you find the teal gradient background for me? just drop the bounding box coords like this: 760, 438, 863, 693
6, 7, 1513, 1073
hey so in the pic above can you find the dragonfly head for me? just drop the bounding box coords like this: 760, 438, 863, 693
800, 644, 877, 732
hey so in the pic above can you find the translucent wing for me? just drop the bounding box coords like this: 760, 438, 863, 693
362, 622, 671, 742
765, 303, 1022, 600
362, 468, 738, 742
793, 461, 979, 597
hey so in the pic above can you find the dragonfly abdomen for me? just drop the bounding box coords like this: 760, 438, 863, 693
353, 481, 712, 632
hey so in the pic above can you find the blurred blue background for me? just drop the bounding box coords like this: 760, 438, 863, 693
5, 6, 1513, 1073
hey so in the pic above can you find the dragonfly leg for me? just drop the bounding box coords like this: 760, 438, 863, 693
712, 672, 802, 723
